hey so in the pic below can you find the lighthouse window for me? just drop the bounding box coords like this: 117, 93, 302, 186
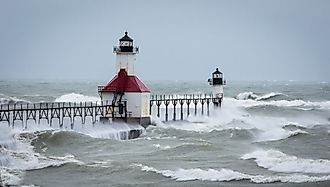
120, 41, 130, 46
213, 74, 220, 78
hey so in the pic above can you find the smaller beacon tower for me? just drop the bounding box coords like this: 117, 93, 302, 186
98, 32, 151, 127
208, 68, 225, 107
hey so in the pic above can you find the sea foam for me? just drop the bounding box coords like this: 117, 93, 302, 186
242, 149, 330, 174
236, 92, 283, 101
54, 93, 100, 103
134, 164, 330, 183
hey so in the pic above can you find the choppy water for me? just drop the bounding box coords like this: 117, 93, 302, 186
1, 80, 330, 186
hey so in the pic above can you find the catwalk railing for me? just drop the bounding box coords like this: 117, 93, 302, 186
150, 94, 223, 122
0, 101, 127, 128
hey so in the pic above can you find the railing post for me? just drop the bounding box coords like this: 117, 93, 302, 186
180, 99, 184, 120
186, 98, 191, 117
173, 99, 177, 121
207, 98, 210, 116
165, 100, 170, 122
156, 99, 162, 118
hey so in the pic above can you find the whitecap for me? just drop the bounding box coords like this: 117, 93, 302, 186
74, 122, 146, 140
133, 164, 330, 183
0, 96, 31, 105
236, 92, 259, 100
242, 149, 330, 174
255, 92, 283, 101
235, 92, 283, 101
152, 144, 171, 150
238, 99, 330, 110
54, 93, 100, 103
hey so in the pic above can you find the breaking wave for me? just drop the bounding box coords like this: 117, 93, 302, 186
61, 123, 145, 140
54, 93, 100, 103
235, 98, 330, 110
242, 149, 330, 174
0, 96, 31, 105
0, 128, 83, 186
0, 121, 145, 186
236, 92, 283, 101
134, 164, 330, 183
152, 97, 315, 142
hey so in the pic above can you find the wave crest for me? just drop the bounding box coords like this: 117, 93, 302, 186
236, 92, 283, 101
134, 164, 330, 183
241, 149, 330, 174
0, 96, 30, 105
54, 93, 100, 103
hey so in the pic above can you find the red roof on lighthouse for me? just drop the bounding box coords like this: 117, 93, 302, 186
101, 69, 150, 93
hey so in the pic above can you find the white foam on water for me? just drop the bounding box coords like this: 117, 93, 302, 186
153, 97, 254, 132
236, 98, 330, 110
134, 164, 330, 183
287, 129, 308, 137
256, 128, 308, 142
74, 122, 146, 140
235, 92, 283, 101
0, 119, 145, 185
152, 144, 171, 150
236, 92, 259, 100
0, 96, 31, 105
152, 95, 327, 143
0, 125, 20, 186
84, 160, 113, 168
54, 93, 100, 103
0, 126, 84, 186
134, 164, 249, 182
242, 149, 330, 174
256, 92, 283, 101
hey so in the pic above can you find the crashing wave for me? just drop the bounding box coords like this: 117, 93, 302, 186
256, 92, 283, 101
0, 96, 31, 105
236, 98, 330, 110
0, 128, 83, 186
54, 93, 100, 103
236, 92, 259, 100
236, 92, 282, 101
241, 149, 330, 174
0, 121, 144, 186
287, 129, 308, 138
134, 164, 330, 183
71, 123, 146, 140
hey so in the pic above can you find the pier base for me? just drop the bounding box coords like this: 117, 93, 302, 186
100, 116, 151, 128
126, 117, 151, 128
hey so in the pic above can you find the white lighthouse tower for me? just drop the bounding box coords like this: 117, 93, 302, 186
208, 68, 225, 107
98, 32, 151, 127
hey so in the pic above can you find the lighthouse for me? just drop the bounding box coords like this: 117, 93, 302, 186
208, 68, 225, 107
98, 32, 151, 127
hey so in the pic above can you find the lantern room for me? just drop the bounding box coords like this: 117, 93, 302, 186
119, 32, 134, 52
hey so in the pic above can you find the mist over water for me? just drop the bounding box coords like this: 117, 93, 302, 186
0, 80, 330, 186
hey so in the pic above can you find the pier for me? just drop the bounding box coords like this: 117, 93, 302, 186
150, 94, 223, 122
0, 101, 127, 128
0, 93, 223, 128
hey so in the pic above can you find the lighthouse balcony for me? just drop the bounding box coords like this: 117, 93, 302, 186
98, 86, 104, 93
113, 46, 139, 54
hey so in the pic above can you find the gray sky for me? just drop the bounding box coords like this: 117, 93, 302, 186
0, 0, 329, 81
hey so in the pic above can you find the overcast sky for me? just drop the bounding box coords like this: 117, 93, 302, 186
0, 0, 329, 81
